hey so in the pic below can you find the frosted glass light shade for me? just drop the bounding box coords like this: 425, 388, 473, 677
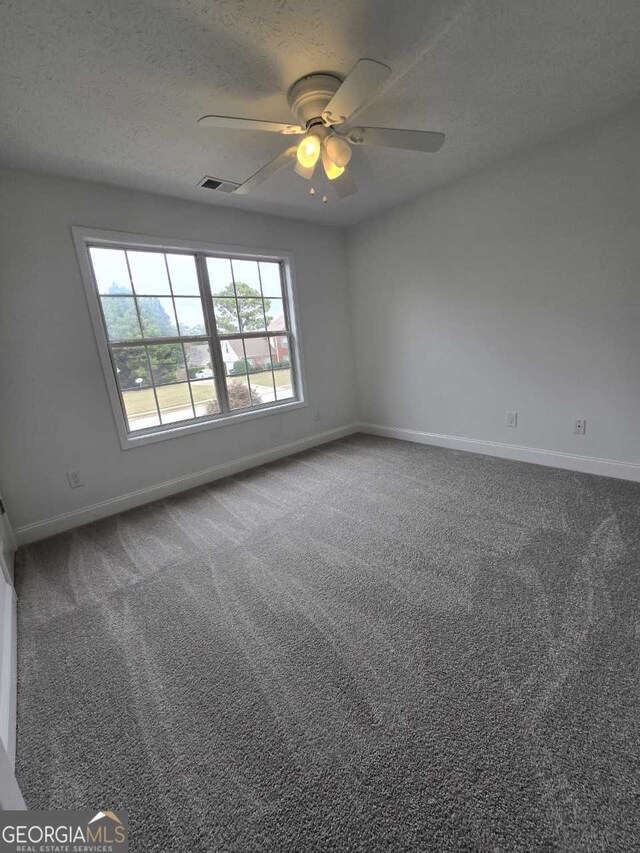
296, 135, 321, 169
324, 135, 352, 167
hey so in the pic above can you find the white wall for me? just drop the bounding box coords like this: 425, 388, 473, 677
0, 169, 356, 537
348, 102, 640, 473
3, 100, 640, 542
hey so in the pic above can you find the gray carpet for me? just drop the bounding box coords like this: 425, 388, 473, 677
14, 434, 640, 851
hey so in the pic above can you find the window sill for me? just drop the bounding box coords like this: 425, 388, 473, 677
119, 399, 308, 450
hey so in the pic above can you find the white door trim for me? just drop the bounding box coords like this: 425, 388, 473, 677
0, 494, 16, 585
0, 737, 25, 810
0, 489, 17, 773
0, 574, 17, 768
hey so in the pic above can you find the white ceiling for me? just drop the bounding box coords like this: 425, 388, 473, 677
1, 0, 640, 226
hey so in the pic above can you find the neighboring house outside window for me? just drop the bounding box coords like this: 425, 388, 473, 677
267, 315, 290, 364
73, 227, 305, 449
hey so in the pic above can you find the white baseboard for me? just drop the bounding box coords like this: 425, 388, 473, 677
15, 420, 640, 545
360, 422, 640, 483
0, 578, 17, 770
15, 423, 359, 545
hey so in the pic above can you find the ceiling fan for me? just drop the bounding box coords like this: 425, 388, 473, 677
198, 59, 445, 201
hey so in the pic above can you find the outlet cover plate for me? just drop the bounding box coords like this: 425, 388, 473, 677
66, 470, 84, 488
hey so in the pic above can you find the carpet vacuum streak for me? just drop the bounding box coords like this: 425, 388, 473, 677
15, 434, 640, 851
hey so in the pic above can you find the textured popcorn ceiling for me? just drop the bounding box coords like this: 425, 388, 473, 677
1, 0, 640, 225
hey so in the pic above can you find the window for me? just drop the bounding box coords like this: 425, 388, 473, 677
73, 228, 305, 448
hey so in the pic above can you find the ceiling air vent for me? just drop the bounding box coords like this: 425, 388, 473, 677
198, 176, 239, 194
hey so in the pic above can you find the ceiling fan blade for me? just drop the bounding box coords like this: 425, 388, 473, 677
332, 169, 357, 199
322, 59, 391, 126
344, 127, 445, 153
198, 115, 304, 135
234, 146, 297, 195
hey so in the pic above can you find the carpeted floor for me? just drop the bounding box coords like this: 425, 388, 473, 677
14, 434, 640, 851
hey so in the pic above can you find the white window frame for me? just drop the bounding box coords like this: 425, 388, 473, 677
72, 226, 307, 450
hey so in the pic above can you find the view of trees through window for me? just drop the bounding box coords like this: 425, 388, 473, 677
90, 246, 296, 433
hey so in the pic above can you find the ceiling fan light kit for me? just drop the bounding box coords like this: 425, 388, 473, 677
198, 58, 446, 201
295, 132, 321, 169
294, 157, 316, 180
288, 73, 342, 127
324, 134, 352, 167
321, 147, 345, 181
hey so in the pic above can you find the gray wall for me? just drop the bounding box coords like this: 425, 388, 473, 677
0, 169, 356, 530
3, 100, 640, 535
348, 103, 640, 466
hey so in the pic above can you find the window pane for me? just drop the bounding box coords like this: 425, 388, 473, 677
91, 242, 298, 437
101, 296, 142, 340
226, 375, 252, 410
207, 257, 234, 296
122, 387, 160, 431
264, 297, 283, 330
270, 335, 290, 368
90, 248, 132, 294
156, 383, 194, 424
213, 297, 240, 333
138, 296, 179, 337
184, 342, 213, 379
221, 338, 246, 375
274, 368, 294, 400
113, 346, 151, 391
237, 298, 266, 332
127, 251, 171, 295
259, 262, 282, 298
174, 297, 206, 336
147, 343, 186, 385
190, 379, 219, 417
243, 337, 272, 372
232, 259, 261, 293
249, 371, 275, 405
166, 254, 199, 295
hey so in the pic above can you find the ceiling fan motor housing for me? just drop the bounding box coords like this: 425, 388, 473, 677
287, 73, 342, 127
197, 59, 443, 200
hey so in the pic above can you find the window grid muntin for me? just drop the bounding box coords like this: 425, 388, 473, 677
256, 261, 269, 329
212, 256, 294, 409
95, 246, 212, 431
155, 381, 194, 425
90, 245, 298, 435
236, 337, 252, 408
217, 331, 295, 403
108, 330, 294, 428
196, 251, 230, 413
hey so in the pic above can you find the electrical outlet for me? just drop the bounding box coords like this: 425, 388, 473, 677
66, 469, 84, 489
313, 408, 322, 422
573, 418, 586, 435
505, 411, 517, 428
